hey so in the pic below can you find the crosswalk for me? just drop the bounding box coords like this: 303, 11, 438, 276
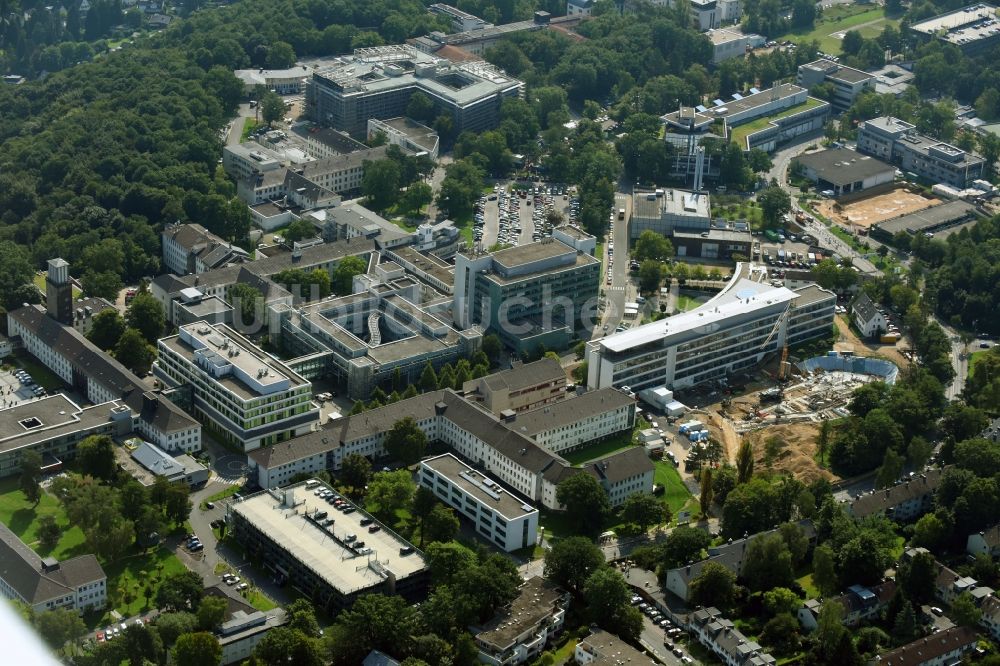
607, 285, 626, 292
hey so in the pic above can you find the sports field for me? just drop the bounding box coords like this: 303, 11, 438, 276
783, 7, 900, 54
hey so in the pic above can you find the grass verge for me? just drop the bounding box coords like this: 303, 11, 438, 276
198, 484, 241, 510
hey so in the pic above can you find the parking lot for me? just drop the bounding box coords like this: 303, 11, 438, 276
475, 183, 575, 248
0, 367, 49, 409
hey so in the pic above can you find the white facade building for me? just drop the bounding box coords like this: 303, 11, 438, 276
506, 388, 636, 454
420, 454, 538, 552
155, 322, 319, 451
474, 577, 569, 666
586, 268, 835, 393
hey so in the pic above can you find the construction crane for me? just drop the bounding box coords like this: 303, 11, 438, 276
777, 343, 789, 383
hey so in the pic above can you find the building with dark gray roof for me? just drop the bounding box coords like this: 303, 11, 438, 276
462, 358, 567, 415
247, 388, 654, 510
505, 387, 636, 455
794, 147, 895, 196
0, 520, 106, 613
850, 292, 888, 338
877, 626, 976, 666
870, 199, 984, 243
847, 468, 945, 520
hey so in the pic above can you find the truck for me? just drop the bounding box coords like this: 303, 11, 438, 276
764, 229, 780, 242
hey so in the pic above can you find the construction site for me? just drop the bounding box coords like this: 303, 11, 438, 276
812, 185, 940, 231
664, 350, 899, 485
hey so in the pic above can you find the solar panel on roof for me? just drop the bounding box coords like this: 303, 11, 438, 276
749, 87, 761, 94
695, 105, 707, 112
713, 99, 725, 106
732, 93, 743, 100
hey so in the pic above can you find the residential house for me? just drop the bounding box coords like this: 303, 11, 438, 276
851, 293, 889, 339
875, 626, 976, 666
968, 525, 1000, 560
798, 581, 896, 631
473, 577, 569, 666
689, 607, 776, 666
574, 628, 656, 664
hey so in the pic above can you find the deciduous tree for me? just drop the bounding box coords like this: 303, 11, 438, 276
544, 536, 605, 596
382, 417, 427, 465
555, 473, 609, 535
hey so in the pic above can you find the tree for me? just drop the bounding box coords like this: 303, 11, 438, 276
34, 608, 86, 651
892, 598, 917, 643
712, 464, 738, 506
621, 493, 664, 532
340, 454, 372, 493
332, 593, 418, 662
228, 283, 263, 328
742, 533, 794, 594
817, 419, 832, 467
88, 309, 126, 350
763, 587, 801, 617
19, 450, 42, 506
779, 522, 810, 566
282, 218, 318, 243
758, 187, 791, 227
261, 90, 285, 126
638, 260, 664, 293
77, 435, 117, 481
287, 598, 322, 638
156, 571, 205, 611
399, 182, 433, 216
423, 504, 459, 544
382, 417, 428, 465
897, 549, 936, 604
721, 478, 778, 539
688, 561, 737, 610
661, 526, 711, 568
165, 482, 192, 525
362, 158, 402, 212
951, 592, 981, 627
172, 632, 222, 666
437, 159, 484, 218
418, 362, 438, 392
0, 241, 34, 309
875, 448, 905, 489
736, 440, 754, 484
584, 567, 640, 641
266, 41, 296, 68
544, 536, 605, 596
114, 327, 155, 375
150, 612, 198, 647
365, 470, 415, 518
37, 514, 61, 550
406, 92, 436, 122
911, 512, 949, 551
332, 256, 366, 295
699, 467, 714, 516
196, 596, 228, 631
555, 473, 610, 535
633, 230, 673, 263
812, 544, 838, 597
125, 292, 165, 344
760, 613, 800, 655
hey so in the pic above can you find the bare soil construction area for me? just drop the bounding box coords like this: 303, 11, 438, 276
814, 187, 939, 229
833, 315, 912, 369
744, 422, 838, 484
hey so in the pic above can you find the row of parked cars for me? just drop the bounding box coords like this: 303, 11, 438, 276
631, 595, 694, 663
222, 572, 248, 591
15, 370, 46, 399
185, 533, 204, 552
96, 618, 147, 643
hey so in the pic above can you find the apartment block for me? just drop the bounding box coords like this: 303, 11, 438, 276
155, 322, 319, 451
453, 238, 601, 354
306, 46, 522, 138
473, 577, 568, 666
420, 453, 538, 552
575, 629, 656, 665
586, 268, 835, 393
858, 116, 985, 188
0, 521, 106, 614
847, 468, 945, 521
227, 481, 429, 613
877, 626, 976, 666
462, 358, 567, 415
689, 607, 777, 666
796, 59, 874, 111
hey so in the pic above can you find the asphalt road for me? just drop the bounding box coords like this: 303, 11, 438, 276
596, 191, 632, 337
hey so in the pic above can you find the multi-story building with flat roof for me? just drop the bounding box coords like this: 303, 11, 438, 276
473, 577, 569, 666
631, 188, 711, 239
586, 267, 835, 392
234, 66, 310, 93
155, 322, 319, 451
419, 453, 538, 552
909, 4, 1000, 54
461, 358, 567, 415
707, 28, 764, 64
857, 116, 985, 188
306, 46, 523, 138
428, 3, 491, 31
453, 237, 601, 354
226, 480, 429, 612
0, 521, 106, 613
796, 59, 875, 111
575, 629, 656, 665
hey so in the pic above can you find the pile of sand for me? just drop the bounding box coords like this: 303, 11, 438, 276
744, 422, 838, 484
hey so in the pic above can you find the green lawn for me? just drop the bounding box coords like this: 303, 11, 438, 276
101, 546, 189, 620
198, 484, 241, 509
240, 118, 259, 142
731, 97, 827, 149
676, 294, 705, 312
797, 572, 821, 599
968, 351, 987, 380
0, 478, 87, 561
561, 436, 636, 465
9, 352, 64, 391
781, 6, 900, 53
653, 460, 694, 515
